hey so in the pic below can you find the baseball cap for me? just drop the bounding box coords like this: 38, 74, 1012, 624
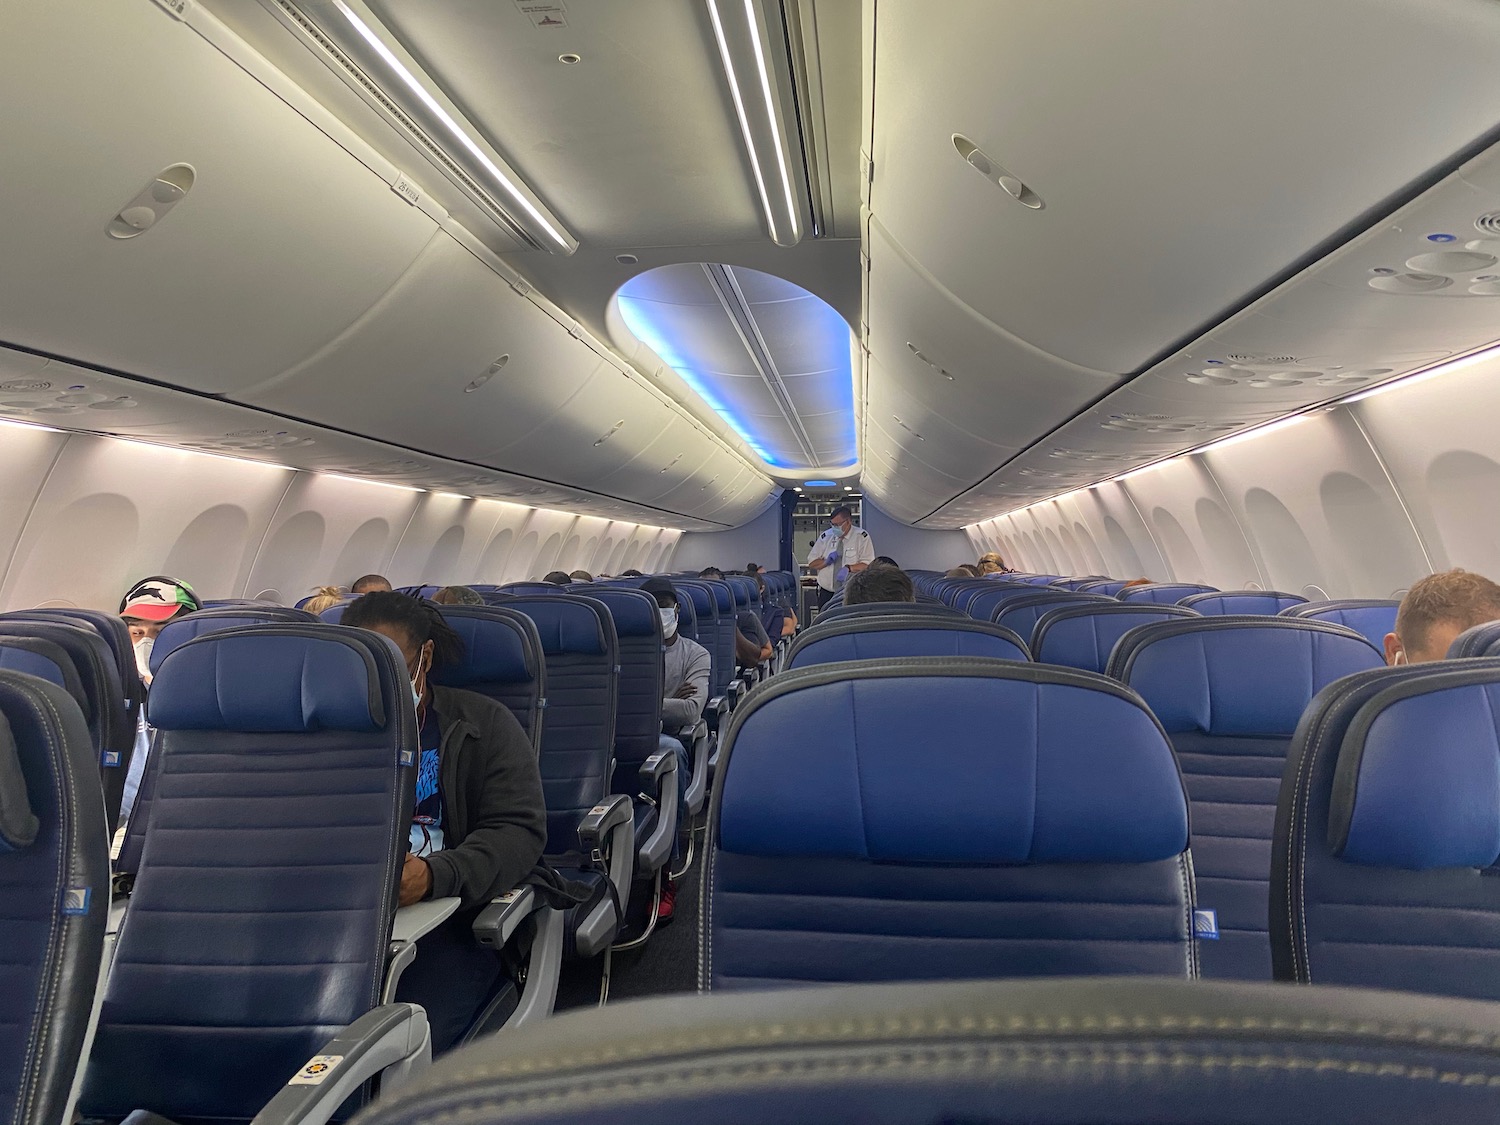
119, 576, 202, 622
641, 577, 676, 602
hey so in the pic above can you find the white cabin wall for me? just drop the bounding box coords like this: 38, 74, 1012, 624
667, 504, 781, 574
858, 500, 974, 572
968, 352, 1500, 599
0, 424, 682, 612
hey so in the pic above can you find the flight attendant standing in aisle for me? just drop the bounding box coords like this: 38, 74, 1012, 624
807, 504, 875, 608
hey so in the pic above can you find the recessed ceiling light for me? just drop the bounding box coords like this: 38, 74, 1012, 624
558, 53, 581, 64
615, 253, 639, 265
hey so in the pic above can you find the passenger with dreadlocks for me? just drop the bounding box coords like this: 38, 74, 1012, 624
342, 591, 546, 1052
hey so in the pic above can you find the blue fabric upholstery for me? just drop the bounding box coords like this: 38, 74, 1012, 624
429, 606, 545, 748
813, 601, 963, 625
581, 589, 664, 782
148, 606, 317, 673
992, 592, 1116, 649
1280, 599, 1400, 650
1273, 658, 1500, 999
1032, 604, 1198, 674
1447, 620, 1500, 658
1111, 617, 1382, 981
786, 617, 1029, 669
149, 629, 385, 732
343, 977, 1500, 1125
0, 672, 109, 1125
319, 601, 353, 623
1077, 578, 1131, 595
1049, 576, 1109, 590
1119, 582, 1219, 604
0, 638, 77, 696
502, 597, 618, 856
1180, 591, 1308, 616
10, 608, 144, 728
0, 620, 132, 828
81, 626, 415, 1123
677, 581, 733, 698
705, 658, 1194, 989
964, 584, 1048, 624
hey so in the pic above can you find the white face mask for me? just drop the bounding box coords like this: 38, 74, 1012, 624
660, 606, 679, 639
409, 650, 427, 713
133, 635, 154, 681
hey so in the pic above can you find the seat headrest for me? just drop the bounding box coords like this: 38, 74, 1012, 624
0, 713, 39, 852
1113, 618, 1382, 735
149, 608, 316, 673
0, 637, 75, 694
431, 610, 536, 686
148, 629, 386, 732
1120, 583, 1218, 604
1449, 621, 1500, 659
584, 589, 660, 639
1032, 604, 1198, 672
509, 597, 609, 655
719, 659, 1186, 864
788, 619, 1029, 668
1330, 661, 1500, 869
1181, 591, 1308, 616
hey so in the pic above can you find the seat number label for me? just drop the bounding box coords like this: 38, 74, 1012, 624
290, 1056, 343, 1085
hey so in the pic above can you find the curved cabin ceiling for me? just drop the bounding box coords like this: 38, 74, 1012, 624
615, 264, 857, 475
4, 0, 1500, 534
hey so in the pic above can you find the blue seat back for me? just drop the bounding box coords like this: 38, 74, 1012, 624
580, 588, 664, 780
11, 608, 144, 728
502, 597, 619, 856
148, 606, 318, 674
813, 600, 964, 625
786, 617, 1030, 669
677, 581, 733, 699
1119, 582, 1219, 604
1031, 603, 1199, 674
1451, 621, 1500, 658
1049, 576, 1109, 590
1019, 574, 1064, 586
0, 671, 109, 1125
1109, 617, 1382, 980
1181, 591, 1308, 616
1273, 658, 1500, 999
502, 582, 567, 595
1281, 599, 1400, 651
82, 626, 415, 1124
951, 581, 1008, 613
705, 658, 1194, 989
319, 601, 353, 623
0, 619, 131, 827
965, 583, 1047, 623
429, 605, 546, 752
993, 592, 1117, 648
0, 636, 85, 702
1078, 579, 1133, 596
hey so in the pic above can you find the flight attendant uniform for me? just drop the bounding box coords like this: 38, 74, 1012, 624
807, 523, 875, 607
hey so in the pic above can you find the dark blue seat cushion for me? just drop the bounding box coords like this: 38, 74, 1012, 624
429, 606, 544, 746
581, 590, 663, 777
148, 607, 317, 673
1448, 621, 1500, 659
1119, 583, 1218, 605
1112, 618, 1382, 981
1273, 659, 1500, 1000
82, 628, 413, 1123
993, 593, 1116, 649
0, 673, 109, 1125
149, 630, 385, 732
1280, 600, 1399, 651
707, 659, 1193, 989
1181, 591, 1308, 616
786, 619, 1029, 668
1032, 604, 1198, 674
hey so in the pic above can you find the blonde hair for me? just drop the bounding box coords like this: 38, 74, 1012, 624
1396, 569, 1500, 654
303, 586, 345, 616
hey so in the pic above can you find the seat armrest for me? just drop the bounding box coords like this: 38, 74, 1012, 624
704, 694, 728, 733
390, 897, 460, 945
578, 794, 635, 917
633, 750, 680, 875
471, 886, 537, 948
250, 1004, 430, 1125
683, 720, 711, 819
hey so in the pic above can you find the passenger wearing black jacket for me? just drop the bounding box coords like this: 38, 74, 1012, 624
343, 592, 546, 1053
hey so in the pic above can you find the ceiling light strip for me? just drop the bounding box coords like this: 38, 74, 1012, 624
327, 0, 575, 253
708, 0, 780, 244
743, 0, 801, 243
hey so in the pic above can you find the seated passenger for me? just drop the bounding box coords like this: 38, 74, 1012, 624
944, 565, 979, 578
750, 572, 796, 636
870, 555, 900, 569
342, 592, 546, 1053
642, 577, 710, 923
569, 569, 594, 583
745, 562, 766, 576
351, 573, 392, 594
118, 576, 202, 826
845, 566, 915, 605
979, 551, 1012, 573
699, 566, 770, 665
302, 585, 344, 615
976, 560, 1002, 576
619, 569, 644, 578
1120, 577, 1153, 590
542, 570, 572, 586
432, 585, 484, 606
1384, 568, 1500, 664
